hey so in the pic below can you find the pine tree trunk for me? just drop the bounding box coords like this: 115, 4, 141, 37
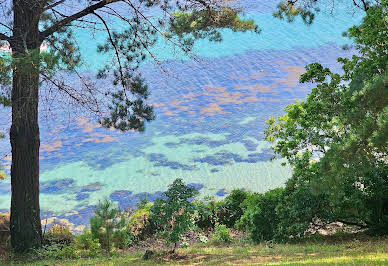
9, 1, 43, 252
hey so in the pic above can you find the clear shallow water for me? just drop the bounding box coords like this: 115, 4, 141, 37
0, 1, 363, 230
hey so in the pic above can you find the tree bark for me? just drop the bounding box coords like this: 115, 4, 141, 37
9, 0, 43, 252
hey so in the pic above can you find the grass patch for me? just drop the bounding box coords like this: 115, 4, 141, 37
2, 234, 388, 265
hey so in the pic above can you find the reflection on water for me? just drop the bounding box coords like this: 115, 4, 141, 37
0, 1, 363, 228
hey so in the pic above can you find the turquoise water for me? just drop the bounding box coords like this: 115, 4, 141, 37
0, 1, 363, 230
77, 7, 362, 68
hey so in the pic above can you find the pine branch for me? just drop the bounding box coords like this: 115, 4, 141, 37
40, 0, 121, 41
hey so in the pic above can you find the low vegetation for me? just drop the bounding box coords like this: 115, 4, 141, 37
1, 178, 388, 265
2, 232, 388, 265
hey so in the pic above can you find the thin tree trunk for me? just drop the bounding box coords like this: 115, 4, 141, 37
9, 0, 43, 252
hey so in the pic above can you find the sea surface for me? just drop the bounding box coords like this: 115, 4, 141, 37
0, 0, 363, 230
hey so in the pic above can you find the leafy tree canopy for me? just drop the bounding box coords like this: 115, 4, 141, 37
150, 178, 198, 250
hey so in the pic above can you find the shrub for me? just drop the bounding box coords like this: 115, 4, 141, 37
128, 202, 153, 239
218, 189, 249, 228
237, 188, 284, 242
194, 198, 220, 229
90, 198, 127, 253
76, 230, 101, 257
274, 167, 334, 241
211, 224, 232, 244
43, 224, 74, 246
34, 243, 79, 259
112, 228, 134, 249
150, 178, 198, 251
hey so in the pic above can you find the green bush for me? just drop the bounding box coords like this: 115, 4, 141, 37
194, 198, 220, 229
218, 189, 249, 228
211, 224, 232, 244
238, 188, 284, 242
34, 243, 79, 259
272, 160, 336, 242
90, 198, 127, 253
150, 178, 198, 251
35, 229, 102, 260
112, 228, 134, 249
76, 230, 101, 257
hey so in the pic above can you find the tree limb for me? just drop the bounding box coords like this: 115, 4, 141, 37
44, 0, 66, 11
0, 33, 10, 41
91, 11, 124, 82
40, 0, 121, 41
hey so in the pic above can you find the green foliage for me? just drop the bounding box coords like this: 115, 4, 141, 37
170, 8, 259, 44
34, 243, 79, 260
34, 224, 79, 260
238, 188, 284, 242
0, 54, 11, 107
150, 178, 198, 249
75, 230, 101, 257
194, 198, 220, 229
90, 199, 128, 253
99, 77, 155, 132
211, 224, 232, 244
112, 228, 134, 249
272, 0, 381, 25
265, 1, 388, 237
273, 2, 315, 24
194, 190, 249, 230
34, 229, 101, 260
275, 161, 333, 241
218, 189, 249, 228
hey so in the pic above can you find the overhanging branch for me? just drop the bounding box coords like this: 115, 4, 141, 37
44, 0, 66, 11
40, 0, 121, 41
0, 33, 10, 41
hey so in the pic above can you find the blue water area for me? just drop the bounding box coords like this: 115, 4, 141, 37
0, 0, 363, 230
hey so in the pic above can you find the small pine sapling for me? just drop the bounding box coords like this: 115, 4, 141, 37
90, 198, 126, 254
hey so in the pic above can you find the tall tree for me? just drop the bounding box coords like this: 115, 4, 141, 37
266, 0, 387, 236
0, 0, 258, 251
